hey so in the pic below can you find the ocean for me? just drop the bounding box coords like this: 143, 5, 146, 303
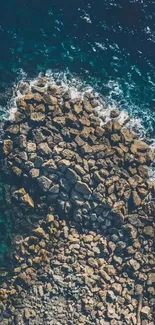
0, 0, 155, 263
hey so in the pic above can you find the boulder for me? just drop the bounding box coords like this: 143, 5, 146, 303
43, 94, 58, 105
132, 190, 141, 207
57, 159, 70, 172
3, 139, 13, 155
42, 159, 57, 172
37, 142, 52, 156
66, 168, 79, 184
75, 181, 92, 196
37, 176, 52, 191
30, 112, 45, 122
26, 142, 36, 153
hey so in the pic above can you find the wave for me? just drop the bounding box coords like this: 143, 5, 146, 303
5, 69, 153, 139
1, 68, 154, 181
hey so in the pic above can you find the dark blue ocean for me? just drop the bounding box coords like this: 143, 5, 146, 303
1, 0, 155, 264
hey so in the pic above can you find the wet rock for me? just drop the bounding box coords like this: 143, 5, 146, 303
43, 94, 58, 105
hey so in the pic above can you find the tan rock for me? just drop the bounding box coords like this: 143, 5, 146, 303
29, 168, 40, 178
121, 128, 133, 142
33, 227, 46, 237
132, 190, 141, 207
131, 140, 150, 154
33, 256, 42, 264
27, 142, 36, 152
143, 226, 154, 238
83, 235, 94, 243
12, 166, 22, 176
46, 214, 54, 223
6, 124, 19, 134
3, 139, 13, 156
22, 193, 34, 208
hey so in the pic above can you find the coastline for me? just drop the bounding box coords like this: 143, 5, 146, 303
0, 77, 155, 324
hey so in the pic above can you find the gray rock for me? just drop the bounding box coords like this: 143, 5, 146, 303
66, 168, 79, 184
58, 159, 70, 172
75, 181, 92, 196
38, 176, 52, 191
38, 142, 52, 156
42, 159, 57, 172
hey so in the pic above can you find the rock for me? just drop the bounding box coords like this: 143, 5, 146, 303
138, 165, 148, 178
43, 94, 58, 105
18, 134, 27, 148
13, 188, 34, 208
20, 122, 30, 134
80, 144, 92, 155
75, 181, 92, 196
37, 142, 52, 156
50, 184, 60, 194
143, 226, 154, 237
129, 258, 140, 271
29, 168, 40, 178
66, 168, 79, 184
31, 85, 45, 95
71, 189, 84, 206
111, 283, 122, 295
6, 124, 19, 134
100, 269, 111, 281
140, 306, 151, 317
121, 128, 133, 142
110, 109, 120, 118
3, 139, 13, 155
22, 193, 34, 208
26, 142, 36, 153
131, 140, 150, 154
30, 112, 45, 122
12, 166, 22, 176
58, 159, 70, 172
34, 156, 43, 168
37, 176, 52, 191
46, 214, 54, 223
33, 227, 46, 237
33, 129, 46, 144
75, 135, 85, 147
42, 159, 57, 172
73, 103, 83, 114
132, 190, 141, 207
24, 308, 31, 320
83, 235, 94, 243
147, 273, 155, 285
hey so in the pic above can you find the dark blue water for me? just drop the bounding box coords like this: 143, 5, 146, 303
0, 0, 155, 134
1, 0, 155, 263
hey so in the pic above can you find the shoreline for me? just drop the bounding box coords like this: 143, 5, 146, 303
0, 77, 155, 324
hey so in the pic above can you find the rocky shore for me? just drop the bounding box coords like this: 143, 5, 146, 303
0, 78, 155, 324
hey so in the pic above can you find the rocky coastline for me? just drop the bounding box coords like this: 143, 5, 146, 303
0, 78, 155, 324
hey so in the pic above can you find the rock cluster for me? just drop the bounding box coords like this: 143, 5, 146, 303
2, 79, 154, 232
0, 212, 155, 324
0, 78, 155, 324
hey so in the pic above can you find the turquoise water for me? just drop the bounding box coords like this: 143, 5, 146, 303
1, 0, 155, 264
